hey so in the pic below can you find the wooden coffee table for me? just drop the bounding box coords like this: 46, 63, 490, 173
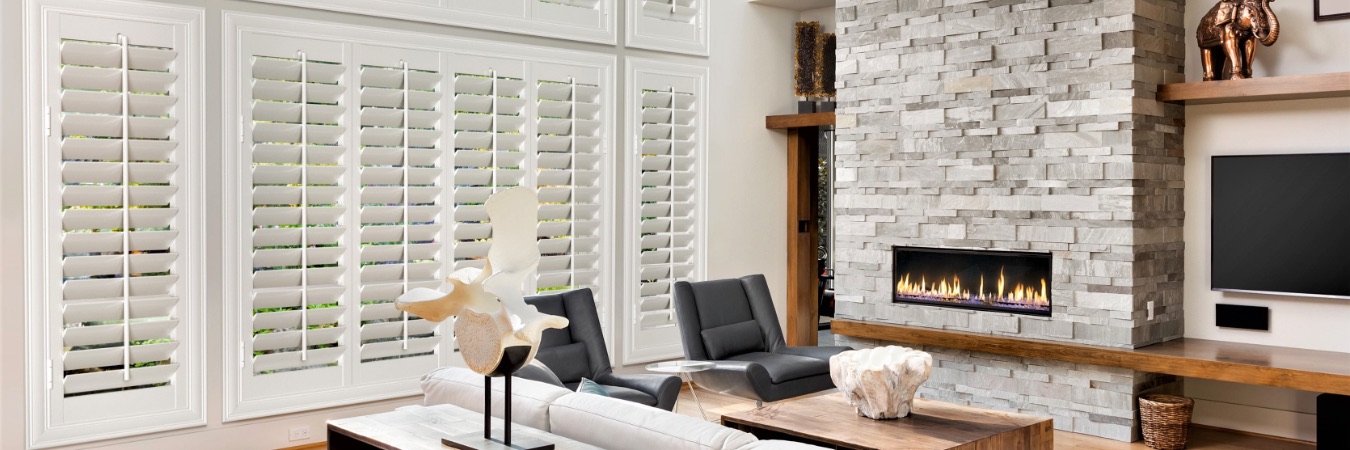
327, 404, 602, 450
721, 393, 1052, 450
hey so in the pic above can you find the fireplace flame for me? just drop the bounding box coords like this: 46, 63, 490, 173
895, 266, 1048, 307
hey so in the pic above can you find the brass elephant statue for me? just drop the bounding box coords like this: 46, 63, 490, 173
1197, 0, 1279, 80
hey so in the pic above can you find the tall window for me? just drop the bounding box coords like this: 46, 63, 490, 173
627, 0, 709, 55
624, 58, 706, 364
223, 14, 614, 419
25, 1, 205, 447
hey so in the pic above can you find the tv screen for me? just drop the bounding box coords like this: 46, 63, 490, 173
1211, 153, 1350, 299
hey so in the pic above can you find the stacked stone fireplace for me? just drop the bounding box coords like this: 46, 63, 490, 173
832, 0, 1187, 441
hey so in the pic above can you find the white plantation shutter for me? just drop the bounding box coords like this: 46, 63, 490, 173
627, 0, 708, 56
354, 46, 447, 373
625, 59, 706, 364
449, 57, 529, 272
533, 65, 606, 297
27, 1, 205, 447
224, 14, 614, 418
234, 34, 354, 415
241, 0, 614, 45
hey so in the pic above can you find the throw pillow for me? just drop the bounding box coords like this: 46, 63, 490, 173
576, 378, 610, 397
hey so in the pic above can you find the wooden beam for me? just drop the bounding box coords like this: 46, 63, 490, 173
832, 319, 1350, 395
1157, 72, 1350, 105
784, 128, 819, 346
767, 112, 835, 129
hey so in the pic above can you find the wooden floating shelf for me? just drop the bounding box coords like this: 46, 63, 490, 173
766, 112, 835, 129
832, 319, 1350, 396
1157, 72, 1350, 105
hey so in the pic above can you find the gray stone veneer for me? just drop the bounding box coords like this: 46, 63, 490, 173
832, 0, 1187, 440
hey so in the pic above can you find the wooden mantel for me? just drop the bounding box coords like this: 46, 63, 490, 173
766, 112, 835, 346
833, 319, 1350, 396
767, 112, 836, 129
1157, 72, 1350, 105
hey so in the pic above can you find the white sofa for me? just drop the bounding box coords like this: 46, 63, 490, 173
422, 367, 828, 450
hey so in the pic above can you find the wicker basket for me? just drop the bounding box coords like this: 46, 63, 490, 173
1139, 394, 1194, 449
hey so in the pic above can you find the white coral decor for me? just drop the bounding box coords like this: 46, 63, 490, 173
829, 346, 933, 420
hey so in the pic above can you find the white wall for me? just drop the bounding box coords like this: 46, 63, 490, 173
1182, 0, 1350, 441
799, 7, 835, 33
0, 1, 797, 448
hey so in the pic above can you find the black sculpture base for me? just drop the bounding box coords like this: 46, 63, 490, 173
443, 431, 554, 450
446, 350, 554, 450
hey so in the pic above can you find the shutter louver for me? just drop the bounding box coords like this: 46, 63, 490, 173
31, 2, 205, 446
58, 35, 184, 397
451, 67, 528, 271
640, 0, 697, 23
248, 51, 350, 375
357, 57, 445, 363
534, 78, 604, 294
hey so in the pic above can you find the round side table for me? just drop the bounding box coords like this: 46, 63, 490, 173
646, 360, 715, 421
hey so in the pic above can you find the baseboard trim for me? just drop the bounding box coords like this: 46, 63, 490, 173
277, 443, 326, 450
1191, 423, 1316, 446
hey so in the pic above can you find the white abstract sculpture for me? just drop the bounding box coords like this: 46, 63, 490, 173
829, 346, 933, 420
395, 187, 568, 377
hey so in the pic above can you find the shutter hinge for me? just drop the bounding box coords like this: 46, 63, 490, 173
46, 359, 53, 390
44, 107, 52, 137
239, 115, 245, 143
240, 342, 247, 369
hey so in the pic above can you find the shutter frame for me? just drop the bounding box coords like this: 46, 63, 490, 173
625, 0, 709, 56
223, 13, 615, 421
25, 1, 207, 447
622, 58, 707, 365
239, 0, 616, 46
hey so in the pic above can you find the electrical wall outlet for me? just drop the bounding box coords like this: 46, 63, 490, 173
1146, 301, 1155, 321
289, 425, 311, 442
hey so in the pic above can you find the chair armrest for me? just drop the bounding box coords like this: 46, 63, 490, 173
692, 361, 774, 391
595, 372, 682, 411
775, 345, 853, 362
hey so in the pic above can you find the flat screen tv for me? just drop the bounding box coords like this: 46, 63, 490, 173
1211, 153, 1350, 299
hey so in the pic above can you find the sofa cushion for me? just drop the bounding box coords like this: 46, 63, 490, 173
549, 393, 759, 450
726, 352, 829, 384
421, 366, 572, 431
701, 320, 764, 360
536, 341, 590, 384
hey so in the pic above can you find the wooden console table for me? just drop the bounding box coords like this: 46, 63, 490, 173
833, 319, 1350, 395
722, 392, 1052, 450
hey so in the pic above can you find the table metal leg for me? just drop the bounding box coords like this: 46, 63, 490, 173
683, 373, 708, 421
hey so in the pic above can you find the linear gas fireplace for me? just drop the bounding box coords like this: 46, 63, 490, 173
893, 246, 1052, 316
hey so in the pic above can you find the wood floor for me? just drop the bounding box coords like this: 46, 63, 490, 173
674, 387, 1315, 450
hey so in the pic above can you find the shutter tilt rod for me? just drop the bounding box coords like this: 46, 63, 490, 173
668, 86, 677, 324
490, 69, 498, 194
119, 34, 132, 382
298, 50, 310, 362
569, 77, 577, 291
401, 61, 410, 351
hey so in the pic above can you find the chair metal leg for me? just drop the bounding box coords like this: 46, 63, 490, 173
755, 400, 762, 409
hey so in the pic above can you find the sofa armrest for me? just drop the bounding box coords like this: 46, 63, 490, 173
595, 372, 682, 411
775, 345, 852, 362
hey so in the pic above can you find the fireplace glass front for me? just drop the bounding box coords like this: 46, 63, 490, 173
892, 246, 1052, 316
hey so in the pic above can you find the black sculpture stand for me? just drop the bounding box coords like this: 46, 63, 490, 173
443, 346, 553, 450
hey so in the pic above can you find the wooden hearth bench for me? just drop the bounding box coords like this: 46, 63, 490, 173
832, 319, 1350, 396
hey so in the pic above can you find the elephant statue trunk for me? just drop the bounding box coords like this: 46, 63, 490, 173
1257, 0, 1279, 46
